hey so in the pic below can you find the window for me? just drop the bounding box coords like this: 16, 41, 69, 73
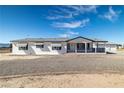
87, 43, 90, 49
19, 45, 28, 50
77, 43, 85, 50
36, 45, 44, 48
52, 46, 61, 50
52, 44, 62, 50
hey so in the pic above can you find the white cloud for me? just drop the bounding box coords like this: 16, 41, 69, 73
59, 34, 69, 38
53, 21, 82, 29
52, 18, 90, 29
67, 5, 98, 14
101, 6, 121, 22
47, 5, 98, 20
47, 14, 73, 20
59, 31, 79, 38
67, 31, 79, 35
46, 6, 74, 20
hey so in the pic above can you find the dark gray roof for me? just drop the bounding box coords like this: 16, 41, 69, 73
92, 38, 108, 42
10, 36, 108, 42
11, 38, 69, 42
106, 42, 120, 45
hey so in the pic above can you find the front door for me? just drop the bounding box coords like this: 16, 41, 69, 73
77, 43, 85, 52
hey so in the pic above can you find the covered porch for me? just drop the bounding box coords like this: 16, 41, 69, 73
66, 36, 107, 53
67, 42, 106, 53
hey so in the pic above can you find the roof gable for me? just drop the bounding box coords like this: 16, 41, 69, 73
67, 36, 94, 43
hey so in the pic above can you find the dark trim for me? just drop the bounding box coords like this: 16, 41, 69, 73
66, 36, 95, 42
66, 36, 108, 42
94, 41, 108, 42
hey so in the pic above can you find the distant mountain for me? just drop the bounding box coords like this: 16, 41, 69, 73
0, 43, 11, 48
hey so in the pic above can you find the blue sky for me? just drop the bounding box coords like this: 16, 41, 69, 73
0, 5, 124, 43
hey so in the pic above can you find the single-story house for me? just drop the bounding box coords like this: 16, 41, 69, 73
10, 36, 119, 55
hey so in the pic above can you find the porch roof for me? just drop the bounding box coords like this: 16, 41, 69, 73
66, 36, 108, 42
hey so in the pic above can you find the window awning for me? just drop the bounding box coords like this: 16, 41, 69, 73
35, 43, 43, 45
52, 44, 62, 47
16, 43, 27, 47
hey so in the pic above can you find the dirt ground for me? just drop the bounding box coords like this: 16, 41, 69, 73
0, 54, 124, 87
1, 73, 124, 88
1, 54, 124, 76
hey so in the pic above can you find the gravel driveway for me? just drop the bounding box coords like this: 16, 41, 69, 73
0, 54, 124, 76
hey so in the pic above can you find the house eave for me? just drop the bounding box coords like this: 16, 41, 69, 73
11, 41, 66, 43
10, 36, 108, 43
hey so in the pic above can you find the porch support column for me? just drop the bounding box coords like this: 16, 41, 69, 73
85, 43, 87, 53
95, 42, 98, 53
90, 43, 92, 52
95, 42, 97, 53
104, 42, 106, 53
75, 43, 77, 53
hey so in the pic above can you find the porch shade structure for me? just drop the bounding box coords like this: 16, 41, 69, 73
66, 36, 107, 53
67, 43, 90, 53
66, 37, 93, 53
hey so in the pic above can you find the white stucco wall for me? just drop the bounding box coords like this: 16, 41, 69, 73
12, 42, 67, 55
12, 41, 117, 55
12, 43, 30, 55
92, 43, 117, 53
105, 45, 117, 53
97, 43, 117, 53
